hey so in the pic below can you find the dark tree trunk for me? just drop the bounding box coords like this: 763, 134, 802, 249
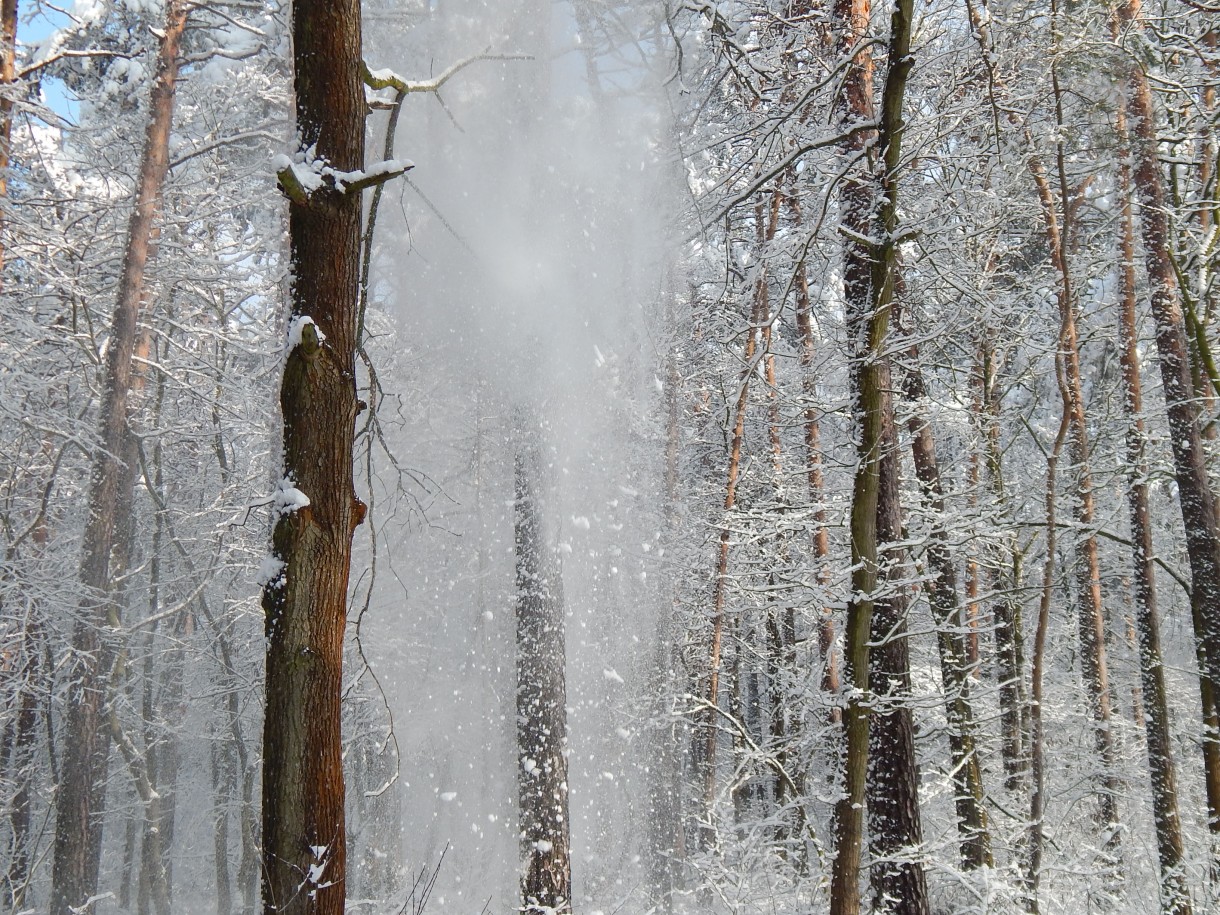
829, 0, 920, 911
1114, 98, 1192, 915
896, 298, 992, 870
260, 0, 367, 912
866, 409, 930, 915
49, 8, 187, 912
1118, 0, 1220, 803
514, 416, 573, 914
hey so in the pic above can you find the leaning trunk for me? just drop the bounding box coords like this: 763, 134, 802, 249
49, 8, 187, 912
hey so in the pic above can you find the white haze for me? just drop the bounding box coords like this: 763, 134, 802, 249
357, 1, 678, 910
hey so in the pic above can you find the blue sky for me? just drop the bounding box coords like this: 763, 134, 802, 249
20, 4, 81, 122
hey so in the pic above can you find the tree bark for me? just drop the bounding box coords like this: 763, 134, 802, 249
0, 0, 16, 271
514, 416, 573, 914
49, 7, 187, 912
895, 298, 993, 870
867, 416, 930, 915
261, 0, 367, 912
1116, 0, 1220, 797
1114, 99, 1193, 915
829, 0, 920, 911
1028, 143, 1121, 847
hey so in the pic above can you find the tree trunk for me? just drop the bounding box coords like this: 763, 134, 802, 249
1117, 0, 1220, 797
829, 0, 919, 911
0, 0, 16, 271
1114, 99, 1193, 915
1027, 360, 1072, 915
895, 298, 993, 870
514, 415, 573, 914
260, 1, 367, 912
867, 416, 930, 915
49, 7, 187, 912
1028, 144, 1121, 849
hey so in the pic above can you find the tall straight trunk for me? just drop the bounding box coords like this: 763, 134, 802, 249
0, 0, 16, 270
827, 0, 878, 905
261, 1, 367, 912
829, 0, 919, 911
867, 421, 930, 915
1028, 143, 1121, 845
49, 8, 187, 912
514, 417, 573, 914
895, 299, 992, 870
2, 607, 42, 912
1116, 0, 1220, 798
789, 187, 839, 721
1114, 101, 1193, 915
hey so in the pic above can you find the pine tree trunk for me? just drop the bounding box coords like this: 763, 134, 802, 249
260, 1, 367, 912
49, 8, 187, 912
515, 416, 573, 913
0, 0, 16, 271
896, 298, 993, 870
1116, 0, 1220, 803
827, 0, 879, 905
1028, 146, 1121, 847
866, 412, 930, 915
1114, 101, 1193, 915
829, 0, 919, 910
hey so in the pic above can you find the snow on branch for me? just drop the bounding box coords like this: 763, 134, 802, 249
361, 50, 532, 96
273, 147, 413, 204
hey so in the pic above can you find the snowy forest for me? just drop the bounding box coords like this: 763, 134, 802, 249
1, 0, 1219, 913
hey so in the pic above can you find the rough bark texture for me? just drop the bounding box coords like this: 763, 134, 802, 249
260, 1, 366, 912
1114, 107, 1192, 915
515, 420, 573, 914
896, 299, 992, 870
866, 414, 930, 915
1118, 0, 1220, 783
48, 8, 187, 912
827, 0, 878, 907
829, 0, 920, 910
0, 0, 16, 270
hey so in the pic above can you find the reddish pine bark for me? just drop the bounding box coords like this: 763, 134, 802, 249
261, 1, 367, 912
49, 8, 187, 912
